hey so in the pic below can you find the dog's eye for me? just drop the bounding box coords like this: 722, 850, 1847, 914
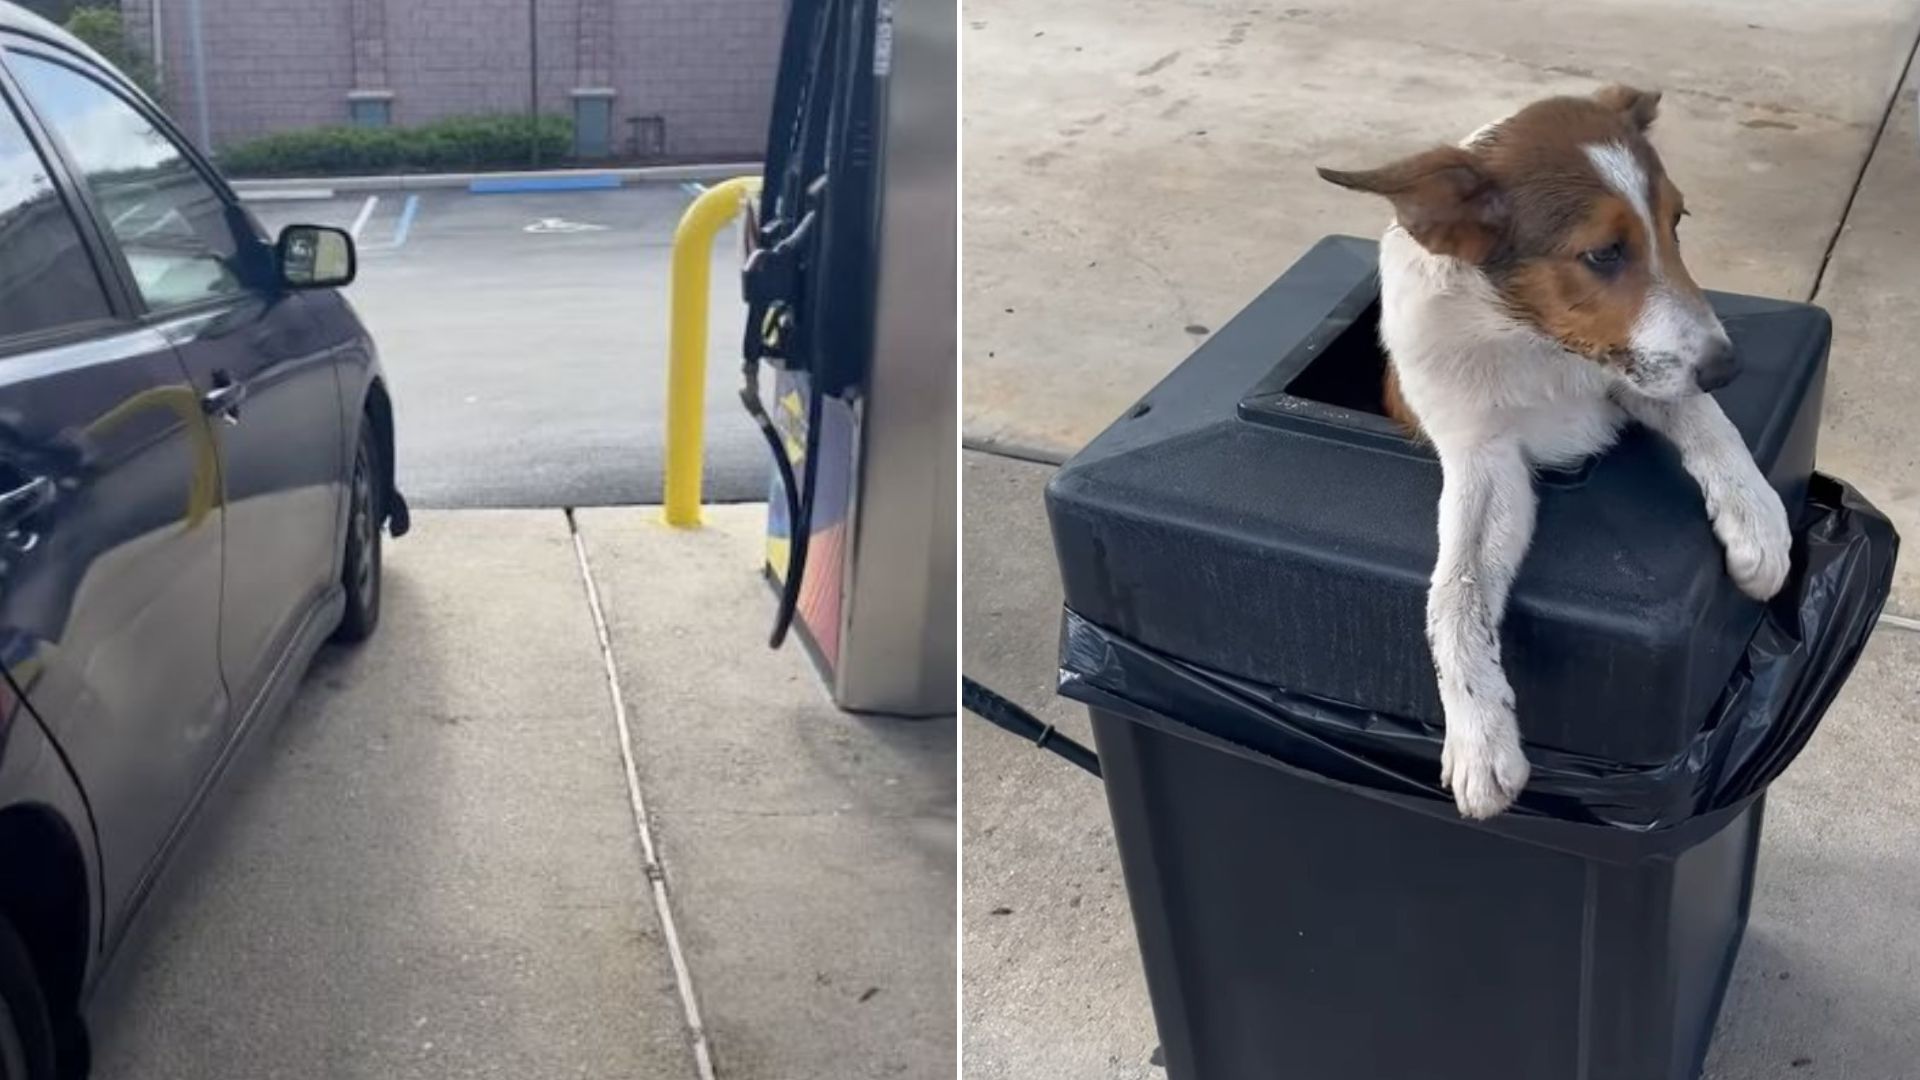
1581, 243, 1626, 271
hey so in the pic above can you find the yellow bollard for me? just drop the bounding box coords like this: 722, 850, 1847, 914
663, 175, 761, 527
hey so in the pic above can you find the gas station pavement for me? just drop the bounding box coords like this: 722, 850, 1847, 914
85, 507, 955, 1080
575, 506, 956, 1080
963, 1, 1920, 1075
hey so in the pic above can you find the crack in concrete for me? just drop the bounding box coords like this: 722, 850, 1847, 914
1808, 25, 1920, 301
566, 508, 718, 1080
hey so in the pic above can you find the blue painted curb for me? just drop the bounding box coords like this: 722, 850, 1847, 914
468, 174, 622, 194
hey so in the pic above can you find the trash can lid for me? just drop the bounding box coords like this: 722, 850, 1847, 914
1047, 235, 1832, 766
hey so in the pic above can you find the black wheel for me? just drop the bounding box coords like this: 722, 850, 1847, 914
0, 919, 54, 1080
332, 422, 383, 644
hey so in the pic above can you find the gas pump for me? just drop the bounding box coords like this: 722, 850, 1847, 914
738, 0, 954, 718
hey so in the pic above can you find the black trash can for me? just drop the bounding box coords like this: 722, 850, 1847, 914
1046, 236, 1898, 1080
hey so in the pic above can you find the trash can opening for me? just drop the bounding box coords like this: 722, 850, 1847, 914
1274, 292, 1392, 418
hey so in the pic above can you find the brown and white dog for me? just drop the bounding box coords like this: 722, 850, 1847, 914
1320, 86, 1791, 819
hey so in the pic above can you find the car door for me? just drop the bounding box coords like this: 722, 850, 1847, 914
0, 52, 228, 936
6, 47, 347, 721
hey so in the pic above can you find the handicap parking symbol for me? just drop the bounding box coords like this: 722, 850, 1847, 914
524, 217, 608, 234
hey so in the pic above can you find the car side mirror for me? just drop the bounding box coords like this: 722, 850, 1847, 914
277, 224, 356, 289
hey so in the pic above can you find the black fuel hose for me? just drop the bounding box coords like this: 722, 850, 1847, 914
961, 677, 1102, 779
772, 384, 824, 649
740, 361, 810, 649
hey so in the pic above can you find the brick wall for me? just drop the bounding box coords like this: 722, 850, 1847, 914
610, 0, 784, 160
128, 0, 781, 161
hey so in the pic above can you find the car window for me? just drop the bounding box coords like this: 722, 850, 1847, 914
0, 93, 113, 342
8, 51, 253, 312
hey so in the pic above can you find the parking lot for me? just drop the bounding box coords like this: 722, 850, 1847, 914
247, 181, 768, 509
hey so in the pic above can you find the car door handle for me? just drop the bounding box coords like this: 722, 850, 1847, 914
0, 475, 55, 553
201, 377, 247, 422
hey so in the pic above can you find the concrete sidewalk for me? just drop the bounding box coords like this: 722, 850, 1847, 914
86, 508, 954, 1080
87, 512, 692, 1080
576, 506, 957, 1080
961, 455, 1157, 1080
1806, 58, 1920, 616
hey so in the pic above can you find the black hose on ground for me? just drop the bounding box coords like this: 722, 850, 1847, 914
961, 677, 1102, 779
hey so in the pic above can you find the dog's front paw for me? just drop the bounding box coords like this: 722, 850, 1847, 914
1439, 701, 1531, 820
1715, 478, 1791, 601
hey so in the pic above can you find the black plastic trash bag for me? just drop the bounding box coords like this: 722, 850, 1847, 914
1059, 473, 1898, 835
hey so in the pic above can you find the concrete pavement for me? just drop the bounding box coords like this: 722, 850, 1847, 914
960, 454, 1157, 1080
87, 511, 692, 1080
1809, 60, 1920, 615
959, 449, 1920, 1080
86, 508, 954, 1080
575, 506, 956, 1080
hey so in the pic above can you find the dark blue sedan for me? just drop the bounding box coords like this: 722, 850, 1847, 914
0, 9, 405, 1077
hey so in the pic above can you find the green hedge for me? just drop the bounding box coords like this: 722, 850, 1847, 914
219, 114, 573, 177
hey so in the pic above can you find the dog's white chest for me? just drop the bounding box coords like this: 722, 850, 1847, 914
1505, 392, 1624, 469
1376, 226, 1625, 466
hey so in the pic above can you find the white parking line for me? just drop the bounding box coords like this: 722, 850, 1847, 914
348, 194, 380, 241
525, 217, 608, 234
358, 194, 421, 254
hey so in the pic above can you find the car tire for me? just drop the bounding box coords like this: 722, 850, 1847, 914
0, 919, 54, 1080
332, 420, 384, 644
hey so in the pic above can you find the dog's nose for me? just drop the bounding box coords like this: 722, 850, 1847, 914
1695, 340, 1739, 392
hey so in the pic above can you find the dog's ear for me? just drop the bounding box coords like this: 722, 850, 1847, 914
1318, 146, 1505, 263
1593, 84, 1660, 131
